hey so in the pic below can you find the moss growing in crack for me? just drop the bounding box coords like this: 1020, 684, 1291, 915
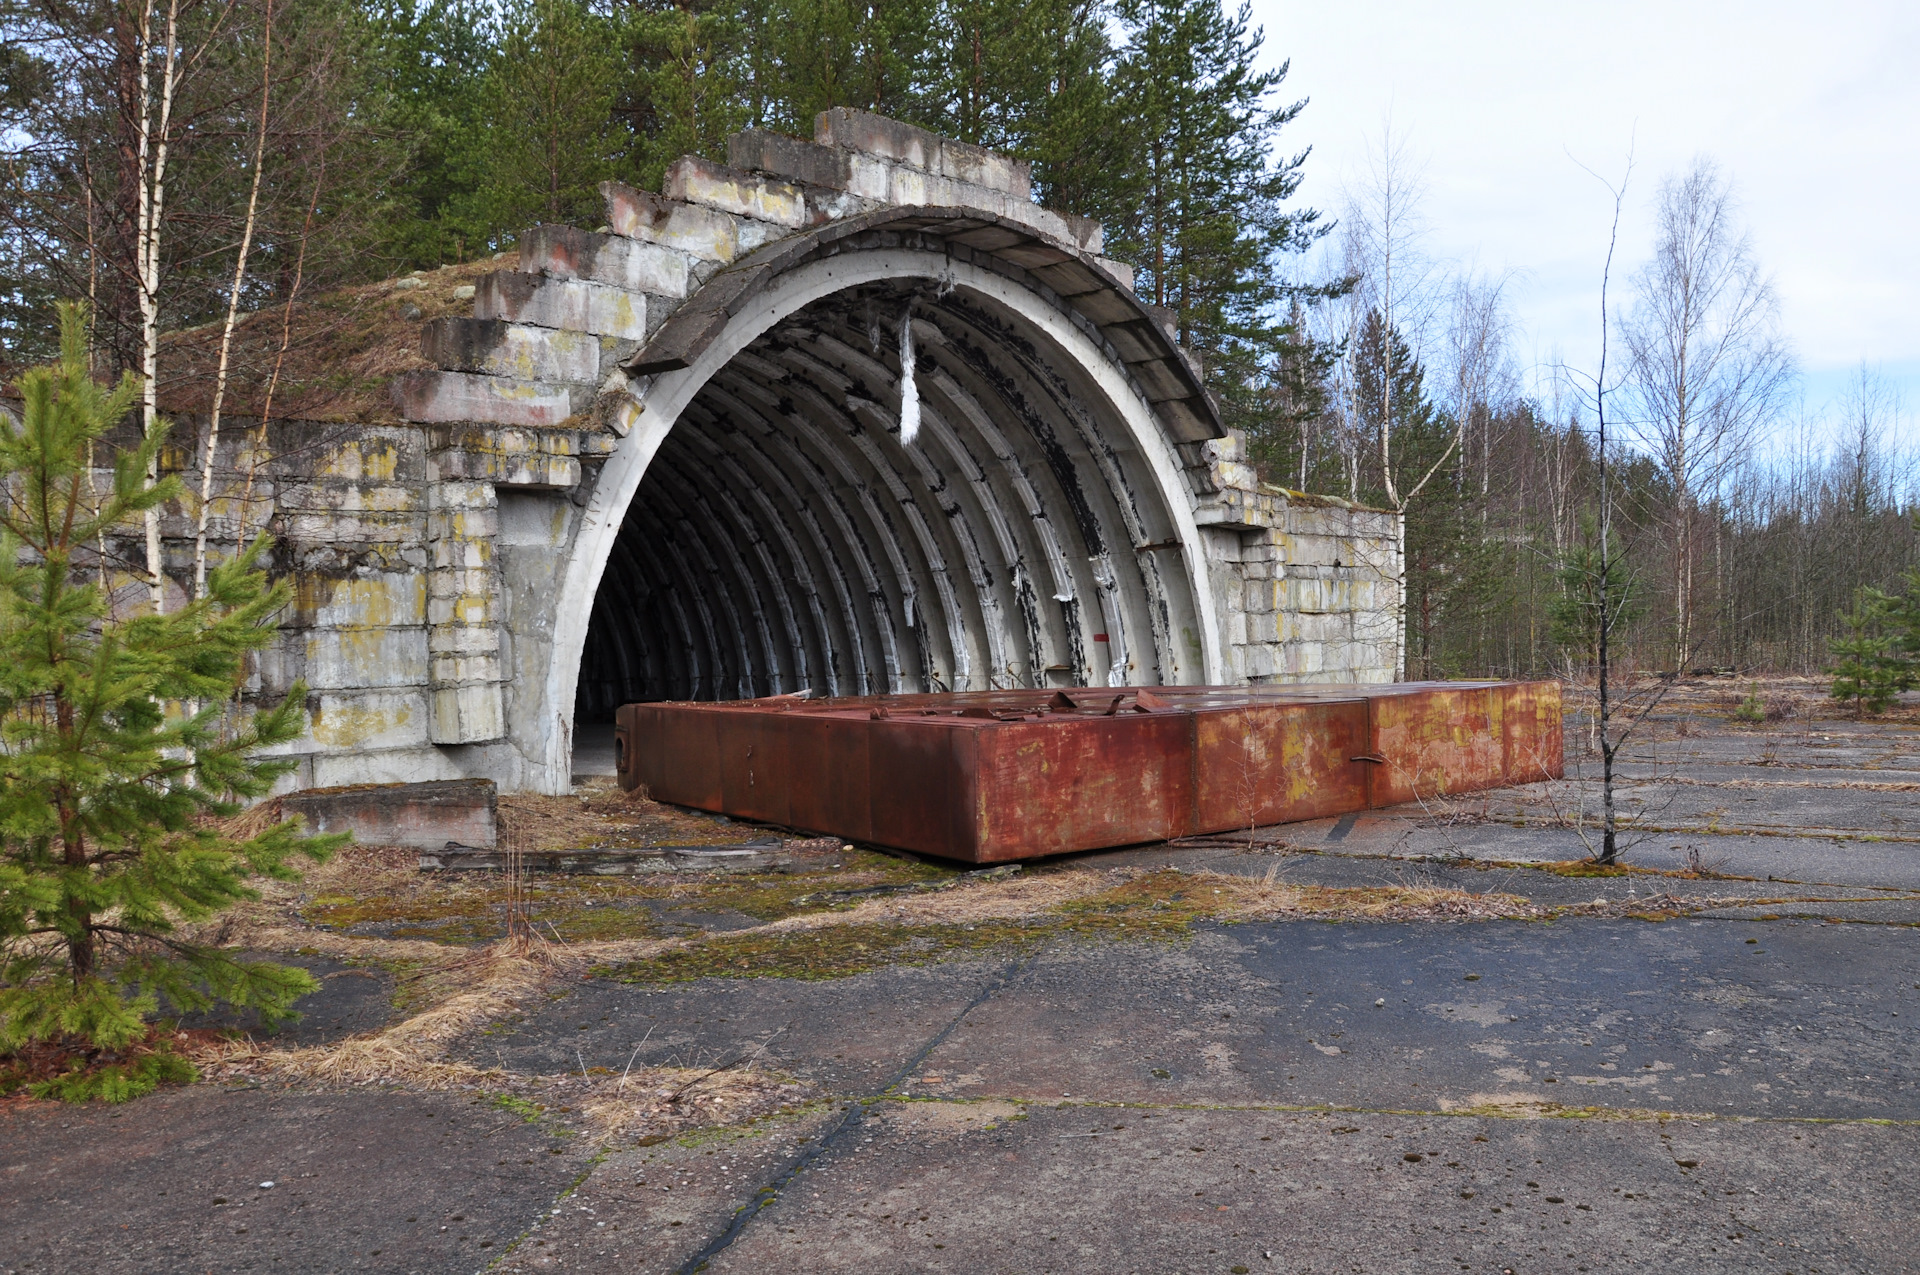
491, 1092, 546, 1122
593, 870, 1222, 984
595, 920, 1059, 983
298, 850, 955, 945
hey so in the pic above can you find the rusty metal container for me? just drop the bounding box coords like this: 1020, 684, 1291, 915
614, 681, 1562, 864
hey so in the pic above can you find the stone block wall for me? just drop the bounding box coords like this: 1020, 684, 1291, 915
92, 108, 1404, 793
1183, 430, 1401, 685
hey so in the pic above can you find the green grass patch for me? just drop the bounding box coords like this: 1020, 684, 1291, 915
299, 850, 955, 945
594, 869, 1223, 984
595, 920, 1055, 983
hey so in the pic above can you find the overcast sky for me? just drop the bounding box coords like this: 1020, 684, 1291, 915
1251, 0, 1917, 434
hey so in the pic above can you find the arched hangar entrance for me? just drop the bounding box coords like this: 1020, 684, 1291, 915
544, 235, 1226, 791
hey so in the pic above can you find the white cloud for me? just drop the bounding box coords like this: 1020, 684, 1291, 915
1252, 0, 1920, 417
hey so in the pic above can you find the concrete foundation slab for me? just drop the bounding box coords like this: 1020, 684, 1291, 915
279, 777, 499, 850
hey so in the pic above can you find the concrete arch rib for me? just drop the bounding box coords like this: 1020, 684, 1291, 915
792, 321, 1024, 689
688, 383, 889, 694
537, 247, 1223, 794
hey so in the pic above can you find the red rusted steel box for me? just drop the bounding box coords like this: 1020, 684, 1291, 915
614, 681, 1562, 863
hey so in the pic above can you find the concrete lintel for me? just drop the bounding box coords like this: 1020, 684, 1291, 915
728, 128, 854, 191
664, 155, 813, 229
281, 778, 499, 849
601, 181, 740, 262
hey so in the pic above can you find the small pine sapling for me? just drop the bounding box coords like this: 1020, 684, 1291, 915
1828, 584, 1915, 718
0, 305, 344, 1101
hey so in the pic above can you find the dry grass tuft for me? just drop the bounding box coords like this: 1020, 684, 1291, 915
499, 780, 768, 854
762, 867, 1113, 932
574, 1066, 815, 1144
198, 1034, 509, 1091
194, 941, 557, 1089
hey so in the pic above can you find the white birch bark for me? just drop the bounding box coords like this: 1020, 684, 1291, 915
135, 0, 184, 612
195, 0, 273, 599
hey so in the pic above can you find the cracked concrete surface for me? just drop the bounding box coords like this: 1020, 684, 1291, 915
4, 705, 1918, 1273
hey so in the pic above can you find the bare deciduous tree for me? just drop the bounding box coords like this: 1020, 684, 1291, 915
134, 0, 187, 610
1328, 122, 1461, 678
1443, 271, 1513, 520
193, 0, 271, 601
1622, 159, 1793, 670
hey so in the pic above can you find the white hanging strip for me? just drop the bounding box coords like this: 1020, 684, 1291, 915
898, 304, 921, 446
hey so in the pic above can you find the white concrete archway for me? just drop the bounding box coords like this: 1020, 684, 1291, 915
529, 247, 1224, 793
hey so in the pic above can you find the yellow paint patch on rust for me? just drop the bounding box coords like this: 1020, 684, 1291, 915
310, 700, 413, 748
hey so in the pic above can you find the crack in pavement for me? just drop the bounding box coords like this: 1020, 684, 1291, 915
673, 947, 1046, 1274
869, 1093, 1920, 1126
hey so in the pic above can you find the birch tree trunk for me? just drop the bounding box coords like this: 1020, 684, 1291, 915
135, 0, 184, 613
195, 0, 274, 600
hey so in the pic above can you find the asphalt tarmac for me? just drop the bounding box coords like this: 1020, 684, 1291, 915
4, 709, 1917, 1274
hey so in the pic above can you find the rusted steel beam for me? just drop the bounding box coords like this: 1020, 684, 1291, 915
615, 681, 1562, 863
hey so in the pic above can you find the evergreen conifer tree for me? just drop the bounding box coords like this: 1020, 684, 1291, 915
471, 0, 630, 238
622, 1, 752, 192
0, 305, 340, 1102
1550, 517, 1642, 673
1104, 0, 1330, 429
1828, 581, 1916, 716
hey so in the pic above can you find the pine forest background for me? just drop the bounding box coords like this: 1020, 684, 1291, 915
1, 0, 1913, 684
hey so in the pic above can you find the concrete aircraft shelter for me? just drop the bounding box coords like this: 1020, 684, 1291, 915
129, 110, 1403, 796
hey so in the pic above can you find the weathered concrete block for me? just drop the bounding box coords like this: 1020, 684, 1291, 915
845, 153, 892, 200
431, 682, 505, 745
429, 537, 495, 572
664, 155, 811, 228
425, 509, 499, 543
1245, 579, 1283, 613
602, 181, 740, 262
430, 653, 502, 685
814, 107, 1031, 198
307, 689, 431, 752
474, 272, 646, 341
282, 511, 423, 546
427, 566, 498, 602
1241, 644, 1279, 679
427, 623, 501, 655
728, 128, 854, 191
521, 223, 691, 299
394, 370, 572, 428
428, 595, 497, 629
294, 574, 427, 631
310, 432, 414, 483
426, 476, 495, 509
421, 317, 599, 383
431, 426, 582, 491
271, 482, 418, 516
280, 778, 498, 850
303, 626, 429, 690
497, 491, 574, 547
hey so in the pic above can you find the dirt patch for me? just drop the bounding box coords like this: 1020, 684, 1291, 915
498, 779, 832, 854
